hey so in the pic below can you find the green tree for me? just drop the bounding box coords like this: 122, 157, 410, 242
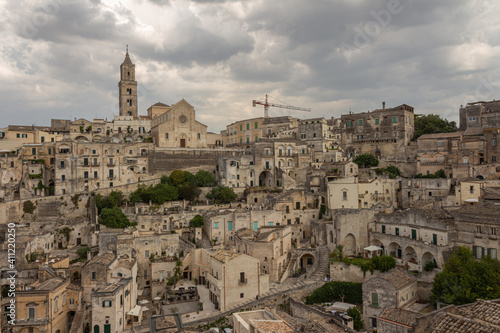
305, 281, 362, 304
372, 254, 396, 272
194, 170, 217, 187
178, 182, 201, 201
430, 246, 500, 305
150, 183, 178, 204
76, 247, 90, 260
190, 214, 205, 228
129, 184, 153, 203
108, 191, 126, 207
347, 307, 364, 331
98, 206, 133, 228
169, 170, 186, 186
353, 153, 379, 168
160, 175, 173, 185
414, 114, 457, 139
206, 186, 238, 204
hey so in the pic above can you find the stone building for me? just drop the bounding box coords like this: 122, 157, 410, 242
206, 249, 269, 312
459, 99, 500, 131
369, 205, 454, 270
115, 230, 179, 296
225, 116, 299, 147
235, 225, 292, 282
362, 268, 417, 331
340, 103, 415, 159
451, 202, 499, 260
81, 253, 138, 304
151, 99, 208, 148
327, 176, 398, 210
400, 178, 454, 208
53, 141, 152, 195
13, 277, 82, 333
118, 49, 138, 119
91, 278, 136, 333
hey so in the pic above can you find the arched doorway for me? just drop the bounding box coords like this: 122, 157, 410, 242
344, 234, 356, 257
388, 242, 402, 258
422, 252, 435, 267
404, 246, 418, 265
299, 253, 315, 272
259, 171, 273, 187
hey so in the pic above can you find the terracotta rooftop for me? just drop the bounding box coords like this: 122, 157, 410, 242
458, 299, 500, 327
379, 307, 423, 327
210, 249, 240, 262
381, 268, 416, 290
429, 312, 499, 333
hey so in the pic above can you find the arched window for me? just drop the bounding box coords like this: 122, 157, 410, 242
94, 325, 100, 333
165, 133, 169, 139
197, 133, 200, 140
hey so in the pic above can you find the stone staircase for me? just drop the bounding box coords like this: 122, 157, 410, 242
69, 307, 84, 333
306, 246, 330, 281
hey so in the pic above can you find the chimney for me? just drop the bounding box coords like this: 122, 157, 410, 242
382, 101, 386, 109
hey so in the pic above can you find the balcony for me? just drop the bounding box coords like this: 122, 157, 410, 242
238, 278, 248, 285
16, 318, 49, 326
107, 162, 115, 167
108, 175, 115, 180
92, 163, 99, 167
207, 272, 222, 288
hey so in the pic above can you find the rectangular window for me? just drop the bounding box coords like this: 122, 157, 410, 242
411, 229, 417, 240
343, 191, 347, 200
382, 225, 386, 234
392, 117, 397, 123
239, 124, 243, 131
255, 136, 258, 142
145, 250, 149, 258
372, 293, 378, 307
253, 222, 258, 231
48, 148, 51, 155
375, 118, 379, 125
91, 272, 96, 280
246, 123, 250, 130
395, 228, 399, 236
28, 307, 35, 320
32, 148, 36, 155
358, 120, 363, 126
432, 234, 437, 245
227, 222, 233, 231
214, 222, 219, 229
347, 121, 351, 127
41, 136, 45, 143
84, 171, 89, 179
255, 122, 258, 129
16, 133, 20, 138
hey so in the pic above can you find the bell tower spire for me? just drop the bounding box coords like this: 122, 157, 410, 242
118, 46, 138, 118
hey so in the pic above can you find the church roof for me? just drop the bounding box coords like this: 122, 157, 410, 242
122, 52, 134, 66
152, 102, 170, 107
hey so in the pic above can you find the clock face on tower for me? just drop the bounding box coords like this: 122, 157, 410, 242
179, 115, 188, 124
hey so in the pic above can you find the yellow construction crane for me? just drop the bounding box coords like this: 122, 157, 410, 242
252, 94, 311, 117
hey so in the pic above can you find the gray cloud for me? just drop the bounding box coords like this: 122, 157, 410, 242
1, 0, 500, 131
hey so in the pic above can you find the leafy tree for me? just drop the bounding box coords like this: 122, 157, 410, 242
431, 246, 500, 305
178, 182, 201, 201
305, 281, 362, 304
372, 254, 396, 272
95, 191, 126, 214
184, 171, 195, 184
150, 183, 178, 204
347, 307, 364, 331
206, 186, 238, 204
160, 175, 173, 185
414, 114, 457, 139
194, 170, 217, 187
169, 170, 186, 186
76, 247, 90, 260
415, 169, 446, 179
353, 153, 379, 168
190, 214, 205, 228
129, 184, 153, 203
424, 259, 438, 272
99, 206, 133, 228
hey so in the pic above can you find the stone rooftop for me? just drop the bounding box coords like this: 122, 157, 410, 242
379, 307, 423, 327
36, 277, 66, 291
382, 268, 416, 290
429, 312, 499, 333
210, 249, 240, 263
85, 253, 116, 267
250, 320, 294, 333
458, 299, 500, 327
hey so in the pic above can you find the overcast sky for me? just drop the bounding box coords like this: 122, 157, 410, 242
1, 0, 499, 132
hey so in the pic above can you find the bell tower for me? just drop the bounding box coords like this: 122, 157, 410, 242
118, 45, 138, 118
